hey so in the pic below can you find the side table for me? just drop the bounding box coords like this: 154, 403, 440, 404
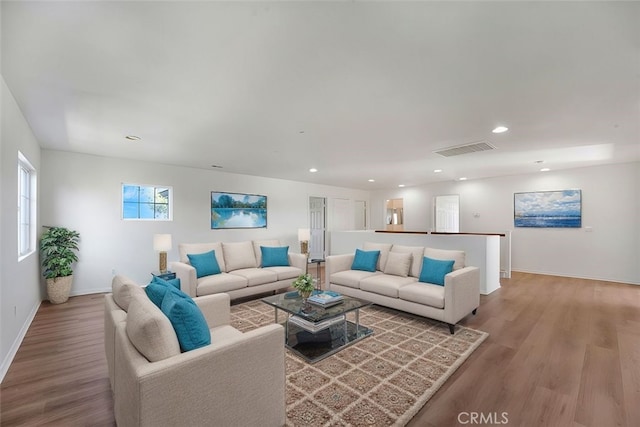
151, 270, 176, 281
309, 258, 324, 291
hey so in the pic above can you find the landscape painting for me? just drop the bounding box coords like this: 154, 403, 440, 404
514, 190, 582, 228
211, 192, 267, 229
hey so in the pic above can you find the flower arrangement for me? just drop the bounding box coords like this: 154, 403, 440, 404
292, 273, 315, 298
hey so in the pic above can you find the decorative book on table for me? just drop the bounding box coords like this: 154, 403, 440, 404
289, 315, 346, 333
308, 291, 343, 307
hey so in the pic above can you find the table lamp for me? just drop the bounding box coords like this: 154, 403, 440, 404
153, 234, 172, 273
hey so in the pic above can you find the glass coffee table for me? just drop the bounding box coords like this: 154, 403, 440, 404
261, 291, 373, 363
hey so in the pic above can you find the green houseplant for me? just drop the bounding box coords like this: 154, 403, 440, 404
40, 226, 80, 304
292, 273, 315, 299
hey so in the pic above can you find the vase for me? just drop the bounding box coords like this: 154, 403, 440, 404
299, 290, 312, 300
47, 275, 73, 304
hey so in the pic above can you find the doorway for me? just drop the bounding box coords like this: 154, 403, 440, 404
309, 196, 326, 260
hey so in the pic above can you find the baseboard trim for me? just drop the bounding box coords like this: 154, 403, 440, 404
0, 300, 41, 384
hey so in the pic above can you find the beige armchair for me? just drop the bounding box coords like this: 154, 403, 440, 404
113, 292, 285, 427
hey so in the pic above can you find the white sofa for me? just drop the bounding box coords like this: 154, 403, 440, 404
326, 242, 480, 334
104, 275, 285, 427
171, 240, 307, 299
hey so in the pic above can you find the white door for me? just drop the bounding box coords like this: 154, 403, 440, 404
354, 200, 367, 230
309, 197, 326, 260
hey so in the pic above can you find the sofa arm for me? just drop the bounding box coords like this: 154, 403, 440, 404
288, 252, 308, 272
194, 293, 230, 329
443, 266, 480, 324
115, 323, 285, 427
325, 254, 355, 288
170, 261, 198, 297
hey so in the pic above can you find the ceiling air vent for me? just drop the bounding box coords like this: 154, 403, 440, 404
434, 141, 496, 157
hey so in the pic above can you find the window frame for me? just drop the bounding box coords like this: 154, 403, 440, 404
18, 151, 37, 261
121, 183, 173, 221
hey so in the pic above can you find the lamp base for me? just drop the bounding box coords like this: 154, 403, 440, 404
300, 241, 309, 255
159, 252, 168, 273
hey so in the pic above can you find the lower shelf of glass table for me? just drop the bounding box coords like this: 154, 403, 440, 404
285, 319, 373, 363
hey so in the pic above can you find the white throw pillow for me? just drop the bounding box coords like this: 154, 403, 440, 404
391, 245, 425, 278
222, 241, 258, 272
126, 295, 181, 362
383, 251, 412, 277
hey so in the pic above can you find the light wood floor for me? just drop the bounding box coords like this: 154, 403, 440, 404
1, 272, 638, 426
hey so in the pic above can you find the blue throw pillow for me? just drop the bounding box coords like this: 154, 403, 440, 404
261, 246, 290, 267
419, 256, 455, 286
187, 250, 221, 278
160, 291, 211, 352
351, 249, 380, 272
145, 276, 187, 307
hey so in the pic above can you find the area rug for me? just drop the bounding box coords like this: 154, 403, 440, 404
230, 300, 488, 427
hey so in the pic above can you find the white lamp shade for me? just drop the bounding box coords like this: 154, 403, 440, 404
153, 234, 172, 252
298, 228, 310, 241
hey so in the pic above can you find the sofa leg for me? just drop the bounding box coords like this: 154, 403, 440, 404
448, 324, 455, 334
472, 308, 477, 315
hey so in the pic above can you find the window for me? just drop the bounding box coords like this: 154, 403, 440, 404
18, 151, 37, 260
122, 184, 172, 220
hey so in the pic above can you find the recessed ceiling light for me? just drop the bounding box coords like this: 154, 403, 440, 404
125, 135, 141, 141
459, 177, 468, 181
540, 168, 551, 172
368, 179, 375, 182
492, 126, 508, 134
434, 169, 443, 173
398, 184, 405, 188
309, 168, 318, 173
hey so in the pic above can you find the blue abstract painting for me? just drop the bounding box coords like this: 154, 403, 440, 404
211, 192, 267, 229
514, 190, 582, 228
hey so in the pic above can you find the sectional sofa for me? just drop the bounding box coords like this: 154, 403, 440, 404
326, 242, 480, 333
170, 240, 307, 299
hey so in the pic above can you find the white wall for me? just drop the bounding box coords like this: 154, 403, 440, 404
371, 162, 640, 285
39, 150, 370, 293
1, 77, 43, 381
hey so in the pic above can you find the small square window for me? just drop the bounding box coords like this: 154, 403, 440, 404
122, 184, 172, 221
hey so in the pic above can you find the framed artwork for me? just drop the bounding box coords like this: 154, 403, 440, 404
514, 189, 582, 228
211, 191, 267, 229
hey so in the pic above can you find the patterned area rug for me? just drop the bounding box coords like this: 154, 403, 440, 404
230, 300, 488, 427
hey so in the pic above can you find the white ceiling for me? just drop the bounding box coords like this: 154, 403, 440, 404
2, 1, 639, 190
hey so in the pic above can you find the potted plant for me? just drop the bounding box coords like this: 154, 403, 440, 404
40, 226, 80, 304
292, 273, 315, 299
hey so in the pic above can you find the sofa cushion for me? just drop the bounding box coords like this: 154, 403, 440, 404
223, 241, 258, 271
179, 242, 226, 272
187, 250, 222, 278
419, 256, 454, 286
112, 275, 146, 311
383, 251, 412, 277
126, 295, 181, 362
263, 266, 302, 281
424, 247, 465, 271
398, 282, 445, 309
253, 239, 280, 266
330, 270, 380, 289
160, 291, 211, 352
230, 268, 278, 286
197, 272, 247, 295
363, 242, 393, 271
360, 274, 417, 298
351, 249, 380, 272
260, 246, 290, 267
210, 325, 244, 344
391, 245, 425, 278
